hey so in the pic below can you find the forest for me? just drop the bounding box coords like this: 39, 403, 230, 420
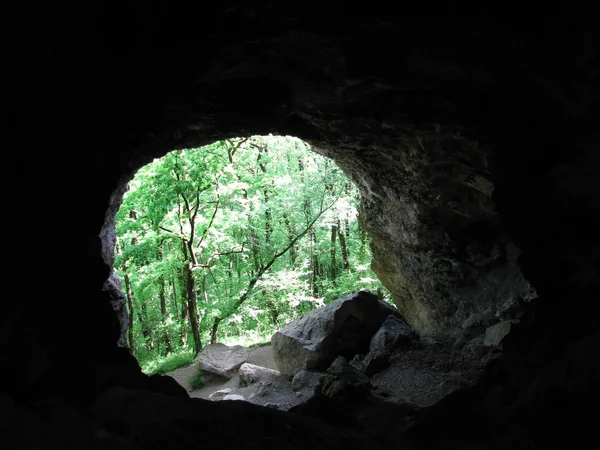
114, 135, 390, 374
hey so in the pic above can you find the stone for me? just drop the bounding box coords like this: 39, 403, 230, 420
249, 381, 274, 398
208, 388, 233, 401
222, 394, 246, 401
349, 316, 418, 377
195, 343, 248, 379
369, 315, 418, 352
271, 290, 401, 376
484, 320, 518, 346
321, 356, 371, 398
238, 363, 282, 387
292, 370, 326, 394
350, 353, 390, 377
326, 356, 371, 384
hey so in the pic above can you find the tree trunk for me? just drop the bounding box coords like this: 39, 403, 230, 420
157, 243, 172, 355
180, 299, 188, 348
123, 272, 135, 356
159, 279, 172, 355
178, 265, 188, 348
257, 147, 273, 247
337, 219, 350, 271
184, 261, 203, 355
138, 301, 154, 350
310, 227, 319, 296
330, 223, 337, 281
264, 190, 272, 245
116, 239, 136, 356
283, 213, 297, 264
266, 298, 280, 326
211, 317, 222, 344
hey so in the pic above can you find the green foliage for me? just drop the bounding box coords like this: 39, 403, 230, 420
116, 135, 390, 369
189, 371, 206, 390
141, 350, 195, 376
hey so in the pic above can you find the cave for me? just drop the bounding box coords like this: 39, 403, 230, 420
5, 4, 600, 449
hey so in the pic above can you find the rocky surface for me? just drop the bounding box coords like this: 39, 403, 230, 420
238, 363, 282, 387
5, 5, 600, 450
170, 337, 494, 416
196, 343, 249, 379
271, 291, 402, 375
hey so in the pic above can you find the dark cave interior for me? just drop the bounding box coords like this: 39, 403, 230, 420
4, 4, 600, 449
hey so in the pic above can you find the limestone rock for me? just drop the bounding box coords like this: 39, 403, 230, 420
369, 315, 418, 352
238, 363, 282, 387
321, 356, 371, 398
271, 290, 400, 376
196, 343, 248, 379
484, 320, 518, 346
292, 370, 326, 394
350, 352, 390, 377
222, 394, 246, 401
350, 316, 418, 376
208, 388, 233, 401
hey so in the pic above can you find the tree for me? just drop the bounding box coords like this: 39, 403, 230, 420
114, 135, 390, 370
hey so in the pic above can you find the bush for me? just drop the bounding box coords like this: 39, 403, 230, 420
189, 370, 206, 390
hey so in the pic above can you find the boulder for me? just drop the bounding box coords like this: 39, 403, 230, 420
292, 370, 326, 394
369, 315, 418, 352
238, 363, 282, 387
222, 394, 246, 401
196, 343, 248, 379
351, 315, 418, 376
350, 353, 390, 377
321, 356, 371, 398
271, 290, 401, 376
208, 388, 233, 401
484, 320, 518, 346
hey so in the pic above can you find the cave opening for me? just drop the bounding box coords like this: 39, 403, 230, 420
105, 134, 393, 388
99, 128, 536, 409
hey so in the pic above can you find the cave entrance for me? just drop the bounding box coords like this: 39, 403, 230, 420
111, 134, 391, 382
100, 126, 538, 410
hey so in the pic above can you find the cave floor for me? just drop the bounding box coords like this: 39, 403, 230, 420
167, 340, 495, 409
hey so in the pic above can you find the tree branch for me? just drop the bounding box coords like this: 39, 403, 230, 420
159, 226, 187, 241
226, 137, 249, 162
216, 196, 340, 321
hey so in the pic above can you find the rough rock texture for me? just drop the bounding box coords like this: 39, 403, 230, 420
102, 273, 129, 348
351, 315, 419, 376
292, 370, 326, 395
100, 182, 131, 348
196, 343, 248, 379
6, 5, 600, 449
370, 315, 419, 351
238, 363, 282, 387
483, 320, 517, 347
208, 388, 233, 401
321, 356, 372, 398
272, 291, 400, 375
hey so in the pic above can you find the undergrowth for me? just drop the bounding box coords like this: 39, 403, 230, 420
189, 371, 206, 390
141, 350, 195, 376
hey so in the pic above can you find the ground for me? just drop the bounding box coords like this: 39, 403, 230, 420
167, 338, 495, 410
